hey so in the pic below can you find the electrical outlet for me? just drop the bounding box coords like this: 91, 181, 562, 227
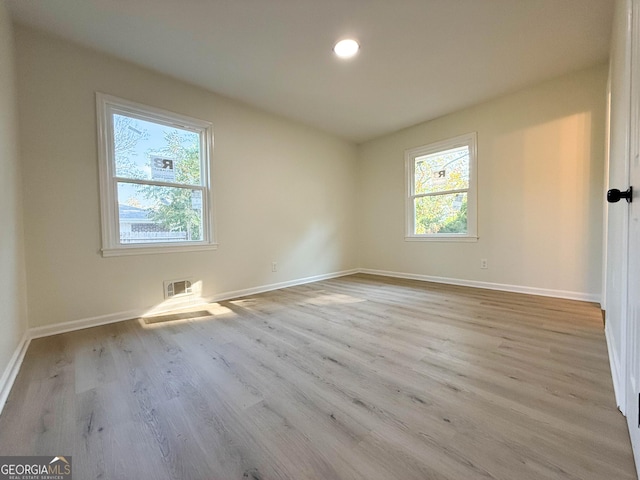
480, 259, 488, 269
272, 262, 278, 272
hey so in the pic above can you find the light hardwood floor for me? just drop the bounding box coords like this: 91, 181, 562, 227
0, 274, 636, 479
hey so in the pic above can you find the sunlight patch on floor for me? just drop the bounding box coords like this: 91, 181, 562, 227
139, 302, 235, 329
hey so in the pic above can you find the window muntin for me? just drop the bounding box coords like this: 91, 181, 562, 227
406, 133, 477, 240
97, 93, 216, 256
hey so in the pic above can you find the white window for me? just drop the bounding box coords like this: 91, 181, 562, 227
405, 132, 477, 241
96, 93, 216, 256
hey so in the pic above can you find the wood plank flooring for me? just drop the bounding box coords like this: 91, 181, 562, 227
0, 274, 636, 479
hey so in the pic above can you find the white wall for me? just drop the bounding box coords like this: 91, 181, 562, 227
0, 1, 28, 385
605, 0, 632, 412
358, 65, 607, 300
15, 26, 358, 328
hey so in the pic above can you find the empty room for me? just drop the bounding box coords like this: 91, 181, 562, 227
1, 0, 639, 479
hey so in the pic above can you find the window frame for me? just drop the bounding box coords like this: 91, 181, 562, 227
405, 132, 478, 242
96, 93, 217, 257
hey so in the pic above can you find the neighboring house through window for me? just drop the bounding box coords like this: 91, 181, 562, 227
96, 93, 216, 256
405, 132, 477, 241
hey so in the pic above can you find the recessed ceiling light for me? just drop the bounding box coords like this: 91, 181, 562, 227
333, 39, 359, 59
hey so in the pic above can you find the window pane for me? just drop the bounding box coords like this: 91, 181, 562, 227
414, 145, 469, 194
113, 113, 201, 185
414, 192, 467, 234
117, 182, 203, 244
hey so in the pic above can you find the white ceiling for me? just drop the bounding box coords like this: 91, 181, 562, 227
8, 0, 614, 143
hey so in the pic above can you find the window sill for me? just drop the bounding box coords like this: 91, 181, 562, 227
405, 235, 478, 243
102, 242, 219, 257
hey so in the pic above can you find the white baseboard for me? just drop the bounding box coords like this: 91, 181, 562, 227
0, 331, 31, 416
29, 308, 150, 340
358, 268, 600, 303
